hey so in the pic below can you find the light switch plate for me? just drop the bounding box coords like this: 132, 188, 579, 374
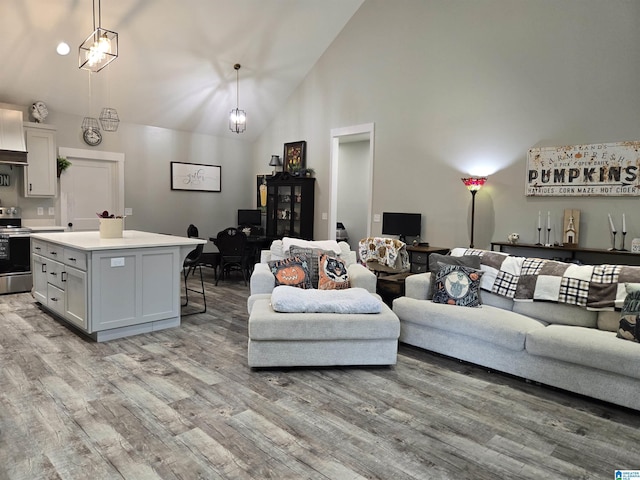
48, 207, 55, 216
373, 214, 381, 222
124, 208, 132, 216
37, 207, 43, 216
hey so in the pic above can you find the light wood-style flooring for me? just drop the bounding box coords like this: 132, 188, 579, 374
1, 268, 639, 480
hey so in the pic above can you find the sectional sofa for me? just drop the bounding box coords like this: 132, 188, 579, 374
393, 247, 640, 411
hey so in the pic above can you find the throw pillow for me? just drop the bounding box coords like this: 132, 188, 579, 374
429, 253, 482, 297
432, 263, 484, 307
289, 246, 334, 288
318, 254, 351, 290
267, 255, 312, 289
617, 287, 640, 342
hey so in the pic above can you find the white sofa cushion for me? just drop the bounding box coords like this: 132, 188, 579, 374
393, 297, 546, 352
526, 325, 640, 380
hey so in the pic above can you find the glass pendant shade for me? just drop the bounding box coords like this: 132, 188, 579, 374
99, 107, 120, 131
81, 116, 100, 132
229, 63, 246, 134
79, 27, 118, 72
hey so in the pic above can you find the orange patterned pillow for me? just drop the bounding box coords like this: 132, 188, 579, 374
318, 254, 350, 290
268, 255, 312, 289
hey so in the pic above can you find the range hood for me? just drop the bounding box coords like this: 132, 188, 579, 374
0, 109, 27, 165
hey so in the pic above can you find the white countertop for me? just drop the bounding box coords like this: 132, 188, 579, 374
28, 226, 67, 232
31, 230, 206, 251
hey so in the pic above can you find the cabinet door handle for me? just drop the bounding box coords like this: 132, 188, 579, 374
41, 264, 47, 273
29, 183, 32, 192
50, 297, 58, 302
68, 257, 76, 262
50, 251, 57, 255
34, 246, 41, 251
50, 272, 57, 277
61, 272, 67, 282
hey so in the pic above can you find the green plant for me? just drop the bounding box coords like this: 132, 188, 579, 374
56, 156, 71, 177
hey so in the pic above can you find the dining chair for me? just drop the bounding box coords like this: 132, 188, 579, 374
182, 242, 206, 315
215, 227, 249, 286
187, 224, 220, 281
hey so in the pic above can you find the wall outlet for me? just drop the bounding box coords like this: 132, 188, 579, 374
37, 207, 43, 216
124, 208, 133, 216
48, 207, 55, 216
373, 214, 381, 222
321, 212, 328, 220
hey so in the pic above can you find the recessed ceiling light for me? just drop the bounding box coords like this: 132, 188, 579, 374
56, 42, 70, 56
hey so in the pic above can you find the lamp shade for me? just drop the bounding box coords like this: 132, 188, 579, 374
269, 155, 281, 167
81, 116, 100, 132
461, 177, 487, 192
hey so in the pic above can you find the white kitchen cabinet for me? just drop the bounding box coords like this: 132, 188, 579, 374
32, 242, 88, 331
31, 230, 204, 342
23, 122, 57, 197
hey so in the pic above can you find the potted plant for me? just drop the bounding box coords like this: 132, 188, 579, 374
57, 156, 71, 177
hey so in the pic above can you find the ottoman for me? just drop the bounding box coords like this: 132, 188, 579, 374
247, 296, 400, 367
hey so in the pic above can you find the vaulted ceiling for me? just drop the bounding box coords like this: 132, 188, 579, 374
0, 0, 364, 141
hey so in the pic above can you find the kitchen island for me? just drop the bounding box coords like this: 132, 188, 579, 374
31, 230, 205, 341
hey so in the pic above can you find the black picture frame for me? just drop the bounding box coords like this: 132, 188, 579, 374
283, 141, 306, 173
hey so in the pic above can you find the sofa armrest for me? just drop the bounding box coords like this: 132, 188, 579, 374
405, 273, 431, 300
348, 263, 377, 294
250, 263, 276, 295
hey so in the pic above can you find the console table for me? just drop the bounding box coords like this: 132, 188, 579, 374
491, 242, 640, 266
406, 245, 450, 273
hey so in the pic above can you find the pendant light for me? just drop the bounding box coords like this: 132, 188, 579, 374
79, 0, 118, 73
229, 63, 246, 134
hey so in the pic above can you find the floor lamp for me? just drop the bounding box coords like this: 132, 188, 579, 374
461, 176, 487, 248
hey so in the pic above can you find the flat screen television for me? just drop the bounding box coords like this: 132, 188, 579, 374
382, 212, 421, 242
238, 209, 262, 226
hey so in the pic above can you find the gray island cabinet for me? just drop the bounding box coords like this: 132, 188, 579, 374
31, 230, 205, 341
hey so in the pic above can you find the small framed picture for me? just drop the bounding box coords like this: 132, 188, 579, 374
283, 141, 306, 173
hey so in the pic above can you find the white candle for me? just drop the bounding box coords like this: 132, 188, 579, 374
608, 213, 616, 233
547, 211, 550, 229
538, 211, 541, 229
623, 213, 626, 233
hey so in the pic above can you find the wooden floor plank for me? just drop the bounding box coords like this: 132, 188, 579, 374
1, 271, 639, 480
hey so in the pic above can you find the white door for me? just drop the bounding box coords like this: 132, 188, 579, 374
58, 148, 125, 231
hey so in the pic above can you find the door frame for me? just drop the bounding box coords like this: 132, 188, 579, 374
328, 123, 375, 240
58, 147, 125, 230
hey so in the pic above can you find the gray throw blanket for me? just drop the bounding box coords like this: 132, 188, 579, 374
271, 286, 382, 314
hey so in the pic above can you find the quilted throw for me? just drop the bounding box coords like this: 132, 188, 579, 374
358, 237, 410, 271
450, 248, 640, 310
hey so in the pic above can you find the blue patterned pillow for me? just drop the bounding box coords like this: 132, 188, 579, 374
432, 263, 484, 307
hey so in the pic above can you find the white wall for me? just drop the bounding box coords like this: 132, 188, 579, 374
253, 0, 640, 250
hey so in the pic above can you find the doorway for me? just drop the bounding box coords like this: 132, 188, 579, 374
58, 147, 124, 231
329, 123, 374, 252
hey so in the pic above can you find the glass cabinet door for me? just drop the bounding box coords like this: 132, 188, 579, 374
276, 185, 293, 237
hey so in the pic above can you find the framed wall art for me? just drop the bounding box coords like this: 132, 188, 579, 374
171, 162, 221, 192
283, 141, 306, 173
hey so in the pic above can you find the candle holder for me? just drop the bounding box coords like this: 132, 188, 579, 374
608, 231, 618, 251
545, 227, 551, 246
536, 227, 542, 245
620, 232, 628, 251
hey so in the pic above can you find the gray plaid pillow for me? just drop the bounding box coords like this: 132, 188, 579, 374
289, 246, 334, 288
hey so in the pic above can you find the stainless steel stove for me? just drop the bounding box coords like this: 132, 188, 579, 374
0, 207, 32, 294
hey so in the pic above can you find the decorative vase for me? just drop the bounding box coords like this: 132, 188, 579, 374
99, 218, 123, 238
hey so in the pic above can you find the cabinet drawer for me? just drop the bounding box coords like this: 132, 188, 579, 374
47, 259, 65, 289
46, 243, 63, 260
32, 239, 46, 255
410, 252, 429, 265
411, 263, 428, 274
64, 248, 87, 271
46, 284, 65, 316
